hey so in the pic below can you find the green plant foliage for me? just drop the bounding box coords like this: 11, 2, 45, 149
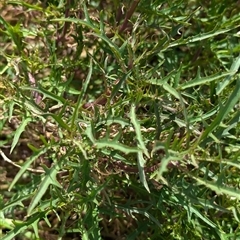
0, 0, 240, 239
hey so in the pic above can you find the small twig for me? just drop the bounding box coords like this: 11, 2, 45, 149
62, 0, 71, 38
191, 46, 202, 63
0, 149, 67, 174
119, 0, 140, 33
56, 0, 71, 46
114, 160, 160, 173
27, 72, 42, 104
0, 149, 44, 173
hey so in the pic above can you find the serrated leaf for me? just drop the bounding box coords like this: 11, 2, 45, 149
1, 212, 46, 240
96, 140, 139, 154
191, 175, 240, 200
180, 72, 229, 89
1, 195, 28, 211
169, 25, 238, 48
27, 163, 62, 215
21, 86, 65, 104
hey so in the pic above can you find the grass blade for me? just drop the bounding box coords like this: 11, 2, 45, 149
200, 77, 240, 143
216, 54, 240, 95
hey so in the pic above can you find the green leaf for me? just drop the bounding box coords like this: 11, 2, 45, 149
169, 24, 238, 48
115, 204, 161, 228
42, 113, 70, 131
110, 72, 131, 101
96, 140, 139, 154
180, 71, 229, 90
137, 152, 150, 193
130, 105, 149, 158
1, 195, 28, 211
216, 54, 240, 95
200, 78, 240, 143
0, 16, 24, 52
84, 121, 96, 144
21, 86, 66, 105
162, 82, 181, 100
9, 148, 48, 191
27, 162, 62, 215
1, 212, 46, 240
146, 69, 177, 87
71, 58, 92, 129
191, 175, 240, 200
186, 205, 217, 229
10, 117, 32, 154
8, 0, 44, 11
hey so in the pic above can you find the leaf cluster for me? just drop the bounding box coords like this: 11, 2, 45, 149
0, 0, 240, 239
